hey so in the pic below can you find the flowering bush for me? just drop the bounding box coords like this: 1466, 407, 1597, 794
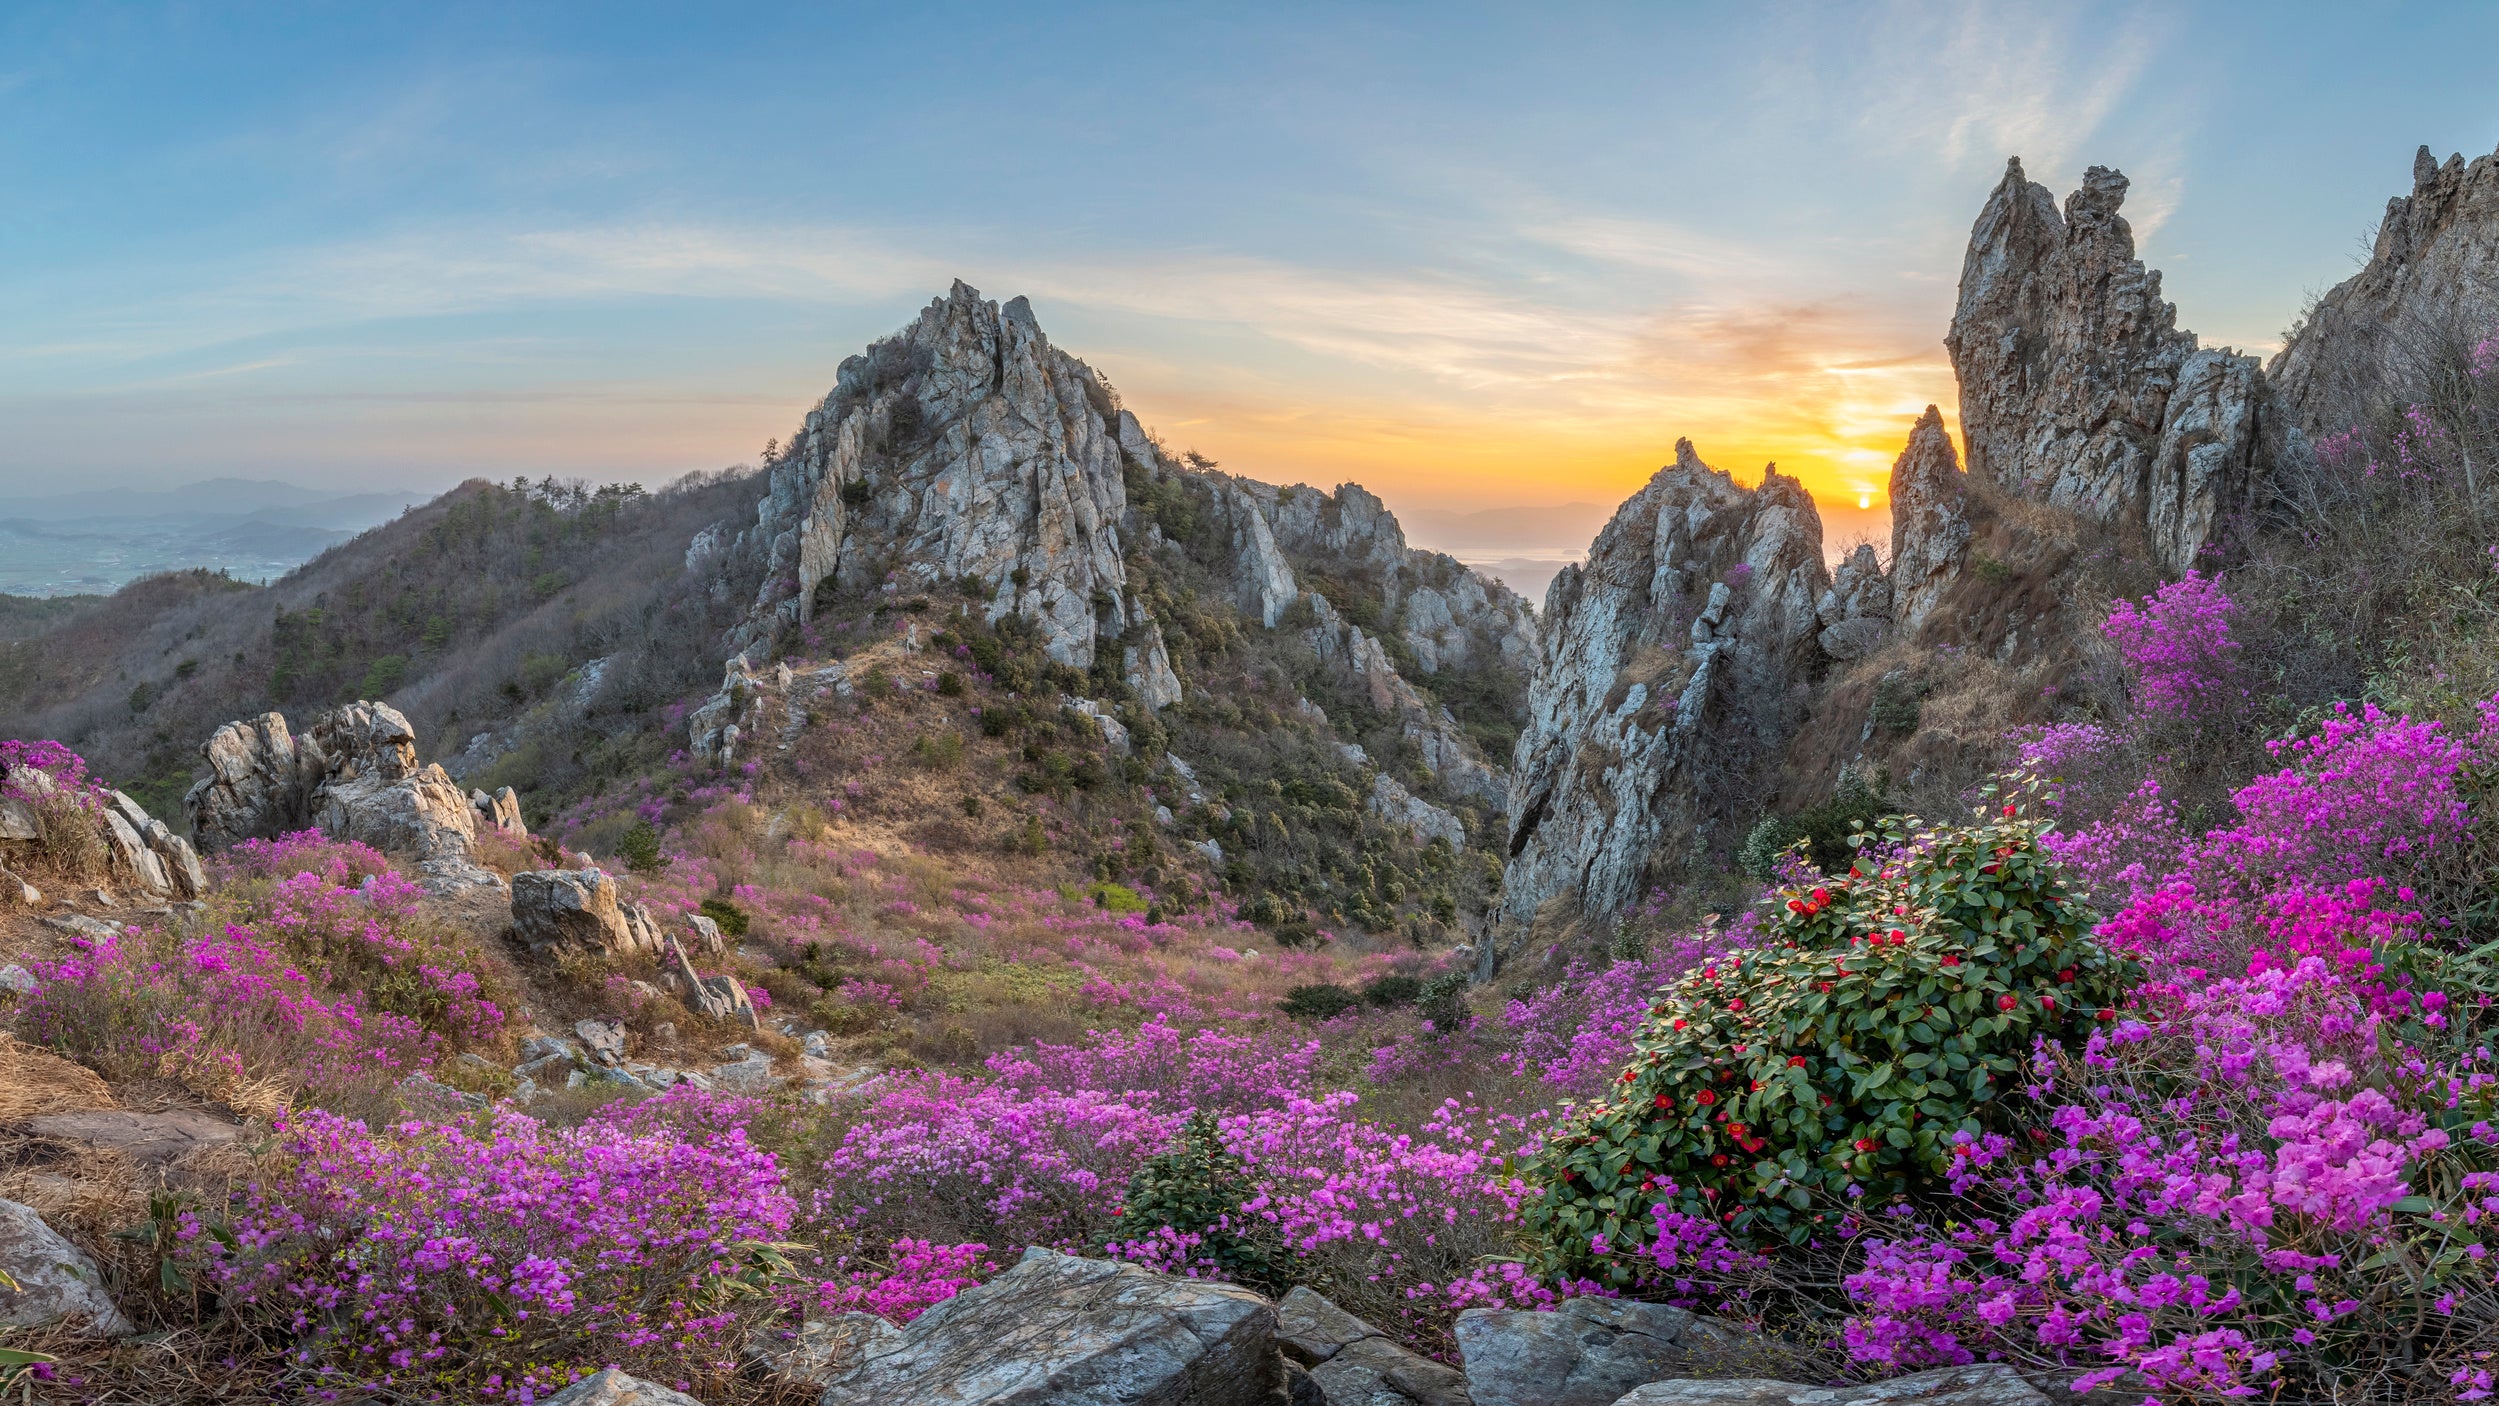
186, 1105, 802, 1402
2103, 570, 2242, 720
1522, 791, 2139, 1279
1837, 955, 2499, 1402
15, 921, 438, 1111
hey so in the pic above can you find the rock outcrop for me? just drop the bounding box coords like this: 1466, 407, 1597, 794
185, 702, 501, 892
736, 281, 1182, 707
540, 1369, 707, 1406
1885, 405, 1970, 636
2272, 142, 2499, 438
509, 869, 666, 954
1501, 444, 1828, 923
1948, 158, 2279, 573
1274, 1286, 1470, 1405
0, 759, 202, 901
815, 1246, 1281, 1405
0, 1197, 129, 1335
1455, 1299, 1756, 1406
1612, 1365, 2047, 1405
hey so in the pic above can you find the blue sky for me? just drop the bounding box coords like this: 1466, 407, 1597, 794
5, 1, 2497, 523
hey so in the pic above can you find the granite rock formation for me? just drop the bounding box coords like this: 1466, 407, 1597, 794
1885, 405, 1970, 636
1501, 444, 1829, 923
2272, 142, 2499, 438
1456, 1298, 1759, 1406
185, 702, 500, 892
709, 284, 1526, 810
815, 1246, 1281, 1405
1948, 158, 2278, 573
734, 280, 1181, 707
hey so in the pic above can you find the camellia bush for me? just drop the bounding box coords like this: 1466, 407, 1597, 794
1522, 784, 2140, 1282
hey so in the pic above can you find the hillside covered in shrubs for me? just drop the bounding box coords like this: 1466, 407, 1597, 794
2, 140, 2499, 1405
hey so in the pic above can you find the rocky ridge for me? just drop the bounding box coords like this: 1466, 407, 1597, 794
1949, 158, 2280, 574
1501, 445, 1831, 924
2271, 141, 2499, 438
1500, 154, 2304, 929
700, 281, 1525, 809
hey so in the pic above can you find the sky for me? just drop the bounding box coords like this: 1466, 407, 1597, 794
5, 2, 2498, 540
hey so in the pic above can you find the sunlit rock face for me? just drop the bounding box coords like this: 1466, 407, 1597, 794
738, 279, 1181, 706
2271, 142, 2499, 440
1949, 158, 2278, 574
1885, 405, 1969, 637
1501, 442, 1828, 924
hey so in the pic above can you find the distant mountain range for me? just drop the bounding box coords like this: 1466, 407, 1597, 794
0, 478, 427, 596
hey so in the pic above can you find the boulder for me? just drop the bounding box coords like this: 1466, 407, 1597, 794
511, 869, 650, 953
185, 712, 319, 848
0, 797, 37, 842
815, 1247, 1279, 1405
471, 785, 528, 836
540, 1368, 708, 1406
574, 1018, 628, 1066
1610, 1365, 2048, 1405
0, 867, 37, 908
1276, 1284, 1383, 1365
186, 701, 509, 892
1311, 1334, 1472, 1406
1456, 1299, 1757, 1406
23, 1109, 242, 1166
751, 1313, 904, 1384
0, 1198, 130, 1334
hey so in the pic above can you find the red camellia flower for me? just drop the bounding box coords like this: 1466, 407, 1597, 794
1672, 1019, 1686, 1030
1695, 1089, 1717, 1105
1854, 1138, 1877, 1152
2097, 1007, 2116, 1021
1620, 1070, 1637, 1082
2058, 968, 2076, 983
1786, 899, 1806, 914
1727, 998, 1745, 1011
2039, 995, 2056, 1010
1654, 1094, 1673, 1108
1997, 994, 2018, 1010
1787, 1055, 1807, 1067
1811, 888, 1830, 905
1710, 1153, 1729, 1167
2002, 803, 2016, 817
1887, 929, 1905, 943
1942, 954, 1961, 967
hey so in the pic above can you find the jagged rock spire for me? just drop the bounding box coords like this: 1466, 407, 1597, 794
1948, 158, 2276, 573
1887, 406, 1969, 634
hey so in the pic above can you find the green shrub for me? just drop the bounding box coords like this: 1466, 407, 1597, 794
1736, 774, 1894, 881
1278, 984, 1360, 1021
1362, 974, 1424, 1007
1108, 1112, 1291, 1293
1521, 789, 2139, 1281
1418, 971, 1472, 1033
911, 731, 965, 769
617, 821, 664, 874
1087, 881, 1148, 914
935, 672, 965, 697
698, 896, 750, 938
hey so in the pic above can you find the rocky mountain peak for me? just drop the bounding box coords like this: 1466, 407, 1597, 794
734, 279, 1181, 707
1947, 156, 2278, 573
1886, 405, 1969, 636
2270, 140, 2499, 438
1500, 444, 1829, 925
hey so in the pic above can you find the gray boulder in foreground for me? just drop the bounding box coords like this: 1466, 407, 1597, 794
541, 1369, 707, 1405
816, 1247, 1278, 1405
0, 1198, 130, 1335
1457, 1299, 1758, 1406
1612, 1364, 2047, 1405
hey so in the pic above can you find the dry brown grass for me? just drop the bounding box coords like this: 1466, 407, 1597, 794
0, 1033, 115, 1120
